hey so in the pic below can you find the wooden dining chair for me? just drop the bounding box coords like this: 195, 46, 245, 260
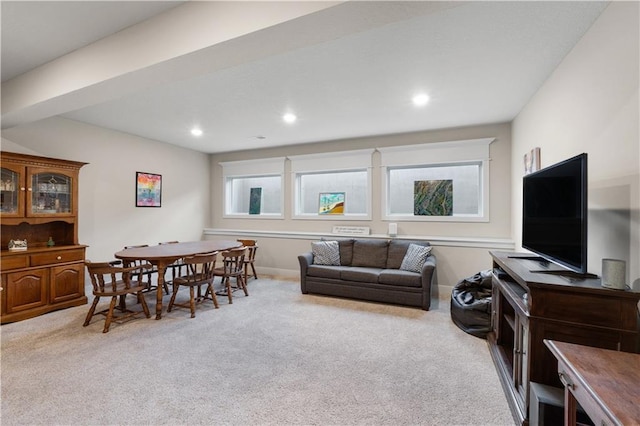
213, 247, 248, 304
123, 244, 168, 295
84, 260, 153, 333
237, 239, 258, 282
158, 241, 186, 291
167, 252, 219, 318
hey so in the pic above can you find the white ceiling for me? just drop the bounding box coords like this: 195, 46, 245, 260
1, 1, 608, 154
1, 1, 186, 81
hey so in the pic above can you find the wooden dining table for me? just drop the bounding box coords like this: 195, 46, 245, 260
114, 240, 242, 319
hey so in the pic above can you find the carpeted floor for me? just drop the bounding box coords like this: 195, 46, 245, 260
0, 278, 514, 426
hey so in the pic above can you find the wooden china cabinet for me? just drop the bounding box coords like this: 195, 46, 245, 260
1, 151, 88, 324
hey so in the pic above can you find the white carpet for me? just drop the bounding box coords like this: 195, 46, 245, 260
0, 279, 514, 425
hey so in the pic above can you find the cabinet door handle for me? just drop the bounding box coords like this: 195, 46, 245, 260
56, 256, 62, 260
559, 372, 574, 390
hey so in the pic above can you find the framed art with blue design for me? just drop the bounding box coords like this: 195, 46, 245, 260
319, 192, 345, 215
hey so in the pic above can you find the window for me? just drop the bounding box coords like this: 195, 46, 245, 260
380, 139, 493, 222
220, 157, 285, 218
290, 150, 373, 220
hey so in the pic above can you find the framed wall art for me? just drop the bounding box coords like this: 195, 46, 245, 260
136, 172, 162, 207
524, 147, 541, 175
414, 180, 453, 216
249, 187, 262, 214
319, 192, 345, 215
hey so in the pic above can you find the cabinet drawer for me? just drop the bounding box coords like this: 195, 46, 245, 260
557, 360, 613, 426
1, 255, 29, 271
30, 249, 84, 267
533, 289, 632, 329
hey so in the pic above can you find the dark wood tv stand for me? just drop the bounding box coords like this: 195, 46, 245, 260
488, 251, 640, 425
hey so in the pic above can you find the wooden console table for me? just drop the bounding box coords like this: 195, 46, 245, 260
487, 251, 640, 425
545, 339, 640, 426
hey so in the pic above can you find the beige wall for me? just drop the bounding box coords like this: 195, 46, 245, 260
5, 3, 634, 296
207, 122, 514, 290
512, 2, 639, 287
1, 118, 512, 295
1, 117, 211, 263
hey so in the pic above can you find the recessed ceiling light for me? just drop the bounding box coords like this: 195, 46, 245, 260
412, 93, 430, 107
191, 128, 203, 136
283, 113, 297, 124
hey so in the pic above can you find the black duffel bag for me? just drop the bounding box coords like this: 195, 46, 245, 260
450, 270, 493, 339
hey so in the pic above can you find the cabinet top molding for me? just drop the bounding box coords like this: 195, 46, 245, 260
1, 151, 87, 170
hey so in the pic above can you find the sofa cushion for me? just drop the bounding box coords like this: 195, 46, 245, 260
400, 244, 433, 273
340, 267, 382, 283
351, 239, 389, 268
387, 240, 431, 269
338, 239, 355, 266
307, 265, 345, 279
323, 238, 355, 266
379, 269, 422, 288
311, 241, 340, 266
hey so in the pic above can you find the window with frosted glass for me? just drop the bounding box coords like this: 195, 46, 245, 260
387, 163, 482, 216
226, 175, 281, 215
297, 170, 368, 215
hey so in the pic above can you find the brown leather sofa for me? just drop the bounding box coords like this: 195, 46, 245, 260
298, 238, 436, 310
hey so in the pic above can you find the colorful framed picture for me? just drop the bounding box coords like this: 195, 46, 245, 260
524, 147, 541, 175
319, 192, 345, 215
414, 180, 453, 216
136, 172, 162, 207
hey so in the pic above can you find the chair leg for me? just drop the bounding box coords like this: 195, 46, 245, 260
189, 286, 196, 318
250, 263, 258, 279
238, 275, 249, 296
103, 296, 118, 333
197, 283, 204, 299
225, 277, 233, 304
138, 292, 151, 318
167, 284, 179, 312
206, 284, 219, 309
84, 296, 100, 326
118, 294, 127, 312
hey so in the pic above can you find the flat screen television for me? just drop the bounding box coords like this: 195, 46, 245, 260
522, 153, 588, 275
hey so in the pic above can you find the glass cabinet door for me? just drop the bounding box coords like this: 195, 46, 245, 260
30, 171, 73, 215
0, 166, 24, 216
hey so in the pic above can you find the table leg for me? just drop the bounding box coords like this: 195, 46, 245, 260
155, 262, 169, 320
564, 388, 577, 426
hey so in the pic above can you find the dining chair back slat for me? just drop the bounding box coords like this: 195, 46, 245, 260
213, 247, 248, 304
237, 239, 258, 282
167, 252, 219, 318
84, 261, 153, 333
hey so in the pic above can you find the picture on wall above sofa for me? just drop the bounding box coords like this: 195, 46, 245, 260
319, 192, 345, 215
414, 180, 453, 216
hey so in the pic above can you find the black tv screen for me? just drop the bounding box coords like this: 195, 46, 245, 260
522, 153, 588, 274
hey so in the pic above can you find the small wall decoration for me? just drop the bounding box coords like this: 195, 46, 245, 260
414, 180, 453, 216
524, 147, 541, 175
136, 172, 162, 207
319, 192, 345, 215
249, 187, 262, 214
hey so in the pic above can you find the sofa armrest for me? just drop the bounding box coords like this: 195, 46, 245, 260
298, 252, 313, 293
420, 254, 437, 310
